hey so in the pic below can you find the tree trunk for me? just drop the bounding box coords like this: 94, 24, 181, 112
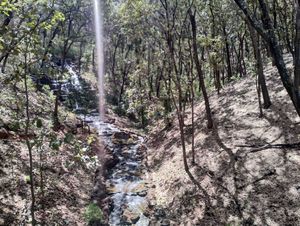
24, 52, 36, 226
189, 11, 213, 129
248, 22, 272, 109
294, 0, 300, 103
223, 24, 233, 81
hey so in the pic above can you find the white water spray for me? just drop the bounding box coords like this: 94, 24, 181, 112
94, 0, 105, 120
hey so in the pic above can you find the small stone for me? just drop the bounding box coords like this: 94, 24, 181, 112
160, 219, 170, 226
137, 190, 147, 197
143, 208, 151, 217
154, 206, 166, 219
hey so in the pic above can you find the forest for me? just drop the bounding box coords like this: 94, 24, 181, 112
0, 0, 300, 225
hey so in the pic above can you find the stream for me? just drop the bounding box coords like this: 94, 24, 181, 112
86, 115, 150, 225
56, 65, 151, 225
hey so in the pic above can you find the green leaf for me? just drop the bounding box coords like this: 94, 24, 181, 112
36, 119, 43, 128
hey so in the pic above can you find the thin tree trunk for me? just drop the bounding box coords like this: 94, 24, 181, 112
1, 53, 9, 73
223, 24, 233, 81
24, 51, 36, 226
189, 11, 213, 129
248, 22, 272, 109
294, 0, 300, 102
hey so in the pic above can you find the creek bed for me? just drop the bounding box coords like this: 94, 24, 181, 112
87, 116, 150, 226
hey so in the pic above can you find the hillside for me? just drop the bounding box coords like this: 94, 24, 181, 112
0, 71, 109, 225
145, 56, 300, 225
2, 0, 300, 225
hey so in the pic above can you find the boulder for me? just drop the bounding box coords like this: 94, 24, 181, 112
113, 131, 131, 140
122, 209, 140, 224
105, 154, 119, 170
112, 131, 137, 145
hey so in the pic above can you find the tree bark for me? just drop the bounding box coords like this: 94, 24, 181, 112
294, 0, 300, 103
24, 50, 36, 226
189, 11, 213, 129
248, 22, 272, 109
223, 24, 233, 81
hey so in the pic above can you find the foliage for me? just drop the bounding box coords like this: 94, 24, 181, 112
84, 203, 104, 223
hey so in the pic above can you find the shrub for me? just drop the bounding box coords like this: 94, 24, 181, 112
84, 203, 103, 224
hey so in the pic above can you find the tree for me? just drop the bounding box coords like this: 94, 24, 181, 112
189, 8, 214, 129
233, 0, 300, 116
247, 21, 271, 110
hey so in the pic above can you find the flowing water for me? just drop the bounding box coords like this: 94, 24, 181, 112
84, 115, 150, 225
92, 1, 150, 224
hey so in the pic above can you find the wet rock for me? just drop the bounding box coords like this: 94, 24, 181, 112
132, 183, 147, 194
122, 149, 132, 158
112, 131, 137, 145
105, 154, 119, 170
122, 209, 140, 224
89, 109, 98, 114
113, 131, 131, 140
137, 190, 147, 197
104, 118, 116, 124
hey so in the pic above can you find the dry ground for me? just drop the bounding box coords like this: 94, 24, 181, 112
146, 56, 300, 225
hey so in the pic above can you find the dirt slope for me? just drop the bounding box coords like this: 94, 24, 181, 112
0, 75, 108, 225
146, 56, 300, 225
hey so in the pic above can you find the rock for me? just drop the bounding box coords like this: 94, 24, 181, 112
160, 219, 171, 226
0, 128, 10, 139
122, 149, 132, 158
148, 200, 156, 209
112, 131, 137, 145
104, 118, 116, 124
105, 154, 119, 170
122, 209, 140, 224
137, 190, 147, 197
154, 206, 166, 219
149, 217, 159, 225
143, 207, 152, 217
113, 131, 131, 140
138, 144, 147, 153
132, 183, 147, 194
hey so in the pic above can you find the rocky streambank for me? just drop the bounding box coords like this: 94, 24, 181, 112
86, 115, 172, 226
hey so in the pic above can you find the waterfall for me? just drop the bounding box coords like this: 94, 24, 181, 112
94, 0, 105, 121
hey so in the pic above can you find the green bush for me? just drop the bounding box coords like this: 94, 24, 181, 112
84, 203, 103, 224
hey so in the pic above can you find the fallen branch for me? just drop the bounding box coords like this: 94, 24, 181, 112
237, 142, 300, 152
